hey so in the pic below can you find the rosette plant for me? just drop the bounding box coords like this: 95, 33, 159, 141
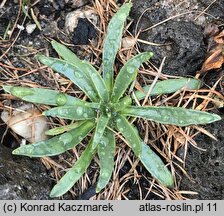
3, 2, 221, 197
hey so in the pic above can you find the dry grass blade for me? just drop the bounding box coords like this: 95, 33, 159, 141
196, 76, 223, 110
193, 126, 218, 141
194, 0, 217, 21
142, 57, 166, 106
142, 11, 201, 33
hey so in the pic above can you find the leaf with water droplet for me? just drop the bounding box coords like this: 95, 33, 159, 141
134, 78, 202, 101
3, 85, 85, 107
37, 54, 99, 102
115, 115, 142, 157
58, 132, 73, 144
12, 120, 95, 157
140, 142, 174, 187
43, 105, 96, 120
81, 61, 109, 102
52, 40, 110, 102
121, 106, 221, 126
92, 114, 109, 149
75, 72, 83, 78
111, 52, 153, 103
102, 2, 132, 93
50, 139, 96, 197
115, 115, 174, 187
96, 129, 115, 193
56, 93, 67, 106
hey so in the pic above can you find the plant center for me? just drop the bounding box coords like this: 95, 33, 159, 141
100, 103, 117, 118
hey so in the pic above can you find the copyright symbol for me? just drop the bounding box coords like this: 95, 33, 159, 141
3, 203, 16, 213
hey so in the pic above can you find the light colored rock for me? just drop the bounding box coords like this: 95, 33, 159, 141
1, 104, 48, 143
65, 8, 98, 33
26, 24, 37, 34
17, 24, 25, 31
121, 36, 137, 49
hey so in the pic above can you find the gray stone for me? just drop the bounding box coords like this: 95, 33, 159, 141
0, 144, 53, 200
136, 20, 206, 76
130, 1, 207, 76
179, 119, 224, 199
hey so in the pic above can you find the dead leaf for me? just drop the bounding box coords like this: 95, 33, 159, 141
134, 81, 145, 92
199, 30, 224, 73
200, 44, 224, 72
214, 30, 224, 44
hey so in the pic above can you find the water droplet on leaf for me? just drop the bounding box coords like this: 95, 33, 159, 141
56, 93, 67, 106
59, 133, 73, 144
77, 107, 83, 116
127, 66, 135, 74
75, 72, 83, 78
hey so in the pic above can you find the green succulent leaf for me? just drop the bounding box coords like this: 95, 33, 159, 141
51, 40, 81, 63
140, 142, 174, 187
115, 115, 174, 187
43, 105, 96, 120
3, 85, 85, 106
50, 140, 96, 197
37, 55, 99, 102
102, 2, 132, 93
121, 106, 221, 126
112, 52, 153, 102
82, 62, 109, 102
45, 121, 84, 136
12, 120, 95, 157
134, 78, 201, 100
96, 129, 115, 193
51, 41, 109, 102
92, 114, 109, 149
115, 115, 141, 157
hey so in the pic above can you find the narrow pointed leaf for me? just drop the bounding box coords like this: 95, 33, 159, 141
51, 40, 81, 63
43, 105, 96, 120
92, 114, 109, 149
37, 55, 99, 102
102, 2, 132, 92
121, 106, 221, 126
96, 129, 115, 193
45, 121, 84, 136
12, 120, 95, 157
51, 41, 109, 102
140, 142, 174, 187
3, 85, 85, 106
50, 140, 96, 197
115, 115, 173, 187
112, 52, 153, 102
134, 78, 202, 100
82, 62, 109, 102
115, 115, 141, 157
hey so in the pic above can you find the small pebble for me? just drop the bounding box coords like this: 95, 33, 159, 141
17, 24, 25, 31
26, 24, 36, 34
121, 36, 136, 49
